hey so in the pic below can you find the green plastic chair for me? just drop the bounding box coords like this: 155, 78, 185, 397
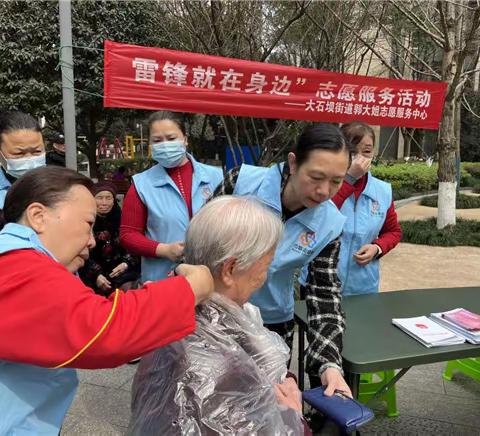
443, 358, 480, 383
358, 370, 399, 417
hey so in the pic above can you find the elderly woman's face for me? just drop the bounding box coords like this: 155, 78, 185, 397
231, 249, 276, 306
95, 190, 114, 215
38, 185, 97, 271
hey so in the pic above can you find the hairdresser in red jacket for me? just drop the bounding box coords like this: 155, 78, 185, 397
0, 166, 214, 435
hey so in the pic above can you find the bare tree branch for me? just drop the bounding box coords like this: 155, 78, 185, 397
445, 0, 479, 11
375, 41, 441, 79
320, 1, 404, 78
389, 0, 445, 47
462, 93, 480, 119
447, 4, 480, 99
260, 1, 311, 61
461, 47, 480, 76
413, 0, 444, 37
359, 1, 441, 78
180, 1, 214, 54
438, 0, 452, 49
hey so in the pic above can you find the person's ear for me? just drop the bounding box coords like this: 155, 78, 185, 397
288, 152, 298, 176
219, 257, 236, 287
21, 203, 50, 234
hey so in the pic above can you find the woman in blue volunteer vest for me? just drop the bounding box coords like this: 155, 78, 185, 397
0, 166, 214, 434
334, 122, 401, 296
120, 111, 223, 282
0, 110, 46, 226
214, 123, 352, 397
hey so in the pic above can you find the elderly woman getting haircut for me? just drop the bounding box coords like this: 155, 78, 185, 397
129, 196, 309, 435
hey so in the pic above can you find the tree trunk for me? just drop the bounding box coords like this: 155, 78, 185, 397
436, 1, 458, 229
437, 98, 457, 229
86, 142, 99, 179
231, 117, 246, 165
87, 113, 99, 179
402, 128, 413, 158
220, 116, 239, 167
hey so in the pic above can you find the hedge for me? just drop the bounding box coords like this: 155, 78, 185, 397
371, 163, 470, 193
420, 193, 480, 209
401, 218, 480, 247
98, 158, 155, 176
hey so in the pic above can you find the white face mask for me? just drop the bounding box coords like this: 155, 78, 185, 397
0, 151, 46, 179
151, 140, 186, 168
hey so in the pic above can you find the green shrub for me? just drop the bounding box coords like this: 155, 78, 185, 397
420, 193, 480, 209
371, 162, 472, 194
98, 158, 155, 176
392, 188, 414, 201
463, 162, 480, 178
401, 218, 480, 247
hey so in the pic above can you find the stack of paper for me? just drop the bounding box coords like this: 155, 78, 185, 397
392, 316, 465, 347
430, 309, 480, 345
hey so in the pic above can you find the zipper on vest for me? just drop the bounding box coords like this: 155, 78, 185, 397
343, 198, 358, 291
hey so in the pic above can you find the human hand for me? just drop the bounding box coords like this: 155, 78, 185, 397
347, 154, 372, 180
174, 264, 214, 305
320, 367, 352, 398
353, 244, 379, 266
110, 262, 128, 278
156, 241, 184, 262
274, 377, 303, 412
96, 274, 112, 291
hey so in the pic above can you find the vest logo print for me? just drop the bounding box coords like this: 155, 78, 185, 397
202, 186, 213, 200
370, 200, 385, 217
293, 231, 317, 256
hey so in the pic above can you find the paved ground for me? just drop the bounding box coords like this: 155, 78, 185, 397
397, 202, 480, 221
396, 190, 480, 221
63, 201, 480, 435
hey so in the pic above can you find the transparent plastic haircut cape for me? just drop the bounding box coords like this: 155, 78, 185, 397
129, 292, 304, 435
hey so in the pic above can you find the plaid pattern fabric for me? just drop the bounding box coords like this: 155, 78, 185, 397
212, 166, 241, 197
213, 165, 345, 377
303, 238, 345, 377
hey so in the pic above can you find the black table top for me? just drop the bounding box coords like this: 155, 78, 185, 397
295, 287, 480, 373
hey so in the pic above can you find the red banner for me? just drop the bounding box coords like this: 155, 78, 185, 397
104, 40, 447, 129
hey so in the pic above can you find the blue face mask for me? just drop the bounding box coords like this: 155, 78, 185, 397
152, 140, 186, 168
0, 152, 46, 179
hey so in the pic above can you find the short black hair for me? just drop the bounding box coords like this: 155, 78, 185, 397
4, 167, 94, 223
294, 123, 349, 166
0, 110, 41, 145
147, 110, 186, 138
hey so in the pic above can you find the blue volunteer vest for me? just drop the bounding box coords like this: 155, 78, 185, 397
0, 223, 78, 435
133, 155, 223, 282
234, 164, 346, 324
0, 168, 11, 209
338, 173, 392, 296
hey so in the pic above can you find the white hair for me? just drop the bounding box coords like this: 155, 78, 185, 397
184, 196, 283, 275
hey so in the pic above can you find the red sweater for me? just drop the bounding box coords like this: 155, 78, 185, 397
120, 161, 193, 258
0, 250, 195, 369
332, 174, 402, 256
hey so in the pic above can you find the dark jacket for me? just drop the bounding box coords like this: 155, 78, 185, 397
79, 202, 139, 295
46, 151, 66, 167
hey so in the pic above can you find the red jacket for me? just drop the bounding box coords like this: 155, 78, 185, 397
0, 250, 195, 369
